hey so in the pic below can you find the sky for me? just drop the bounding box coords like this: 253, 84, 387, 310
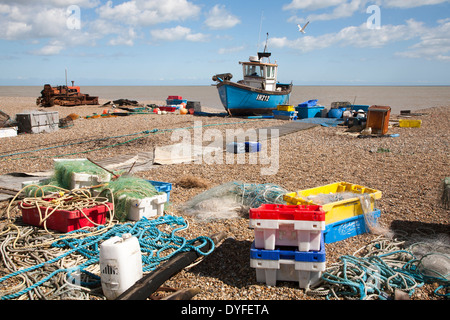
0, 0, 449, 86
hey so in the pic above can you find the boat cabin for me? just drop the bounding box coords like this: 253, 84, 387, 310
238, 52, 279, 92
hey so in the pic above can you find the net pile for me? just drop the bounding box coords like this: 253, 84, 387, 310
181, 181, 288, 222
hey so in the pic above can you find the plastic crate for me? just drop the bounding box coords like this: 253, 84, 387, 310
323, 210, 380, 244
398, 119, 422, 128
273, 110, 297, 117
21, 200, 113, 233
249, 204, 325, 251
127, 193, 167, 221
148, 180, 172, 203
71, 172, 111, 189
245, 141, 261, 153
168, 96, 183, 100
249, 235, 326, 289
295, 106, 324, 119
277, 105, 295, 112
283, 182, 382, 224
159, 106, 177, 112
226, 142, 245, 154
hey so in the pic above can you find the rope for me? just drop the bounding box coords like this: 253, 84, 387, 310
307, 236, 449, 300
0, 215, 215, 300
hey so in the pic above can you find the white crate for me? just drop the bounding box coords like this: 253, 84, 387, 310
250, 218, 325, 251
0, 127, 17, 138
16, 111, 59, 134
127, 193, 168, 221
250, 258, 325, 289
70, 172, 111, 189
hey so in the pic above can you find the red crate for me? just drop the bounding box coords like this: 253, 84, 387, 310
159, 106, 177, 112
21, 200, 113, 233
249, 204, 325, 221
168, 95, 182, 100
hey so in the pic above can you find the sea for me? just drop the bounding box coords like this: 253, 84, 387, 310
1, 85, 449, 115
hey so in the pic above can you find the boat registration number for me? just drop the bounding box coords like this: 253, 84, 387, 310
256, 94, 270, 102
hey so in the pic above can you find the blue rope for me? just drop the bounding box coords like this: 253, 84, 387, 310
0, 215, 214, 300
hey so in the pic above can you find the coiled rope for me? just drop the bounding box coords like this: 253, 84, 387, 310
307, 236, 449, 300
0, 215, 214, 300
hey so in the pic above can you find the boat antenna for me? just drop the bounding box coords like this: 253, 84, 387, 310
263, 32, 269, 54
258, 11, 264, 51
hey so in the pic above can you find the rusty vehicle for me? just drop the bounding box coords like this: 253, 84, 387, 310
36, 81, 99, 107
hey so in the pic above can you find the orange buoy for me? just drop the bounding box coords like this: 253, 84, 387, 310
180, 108, 188, 115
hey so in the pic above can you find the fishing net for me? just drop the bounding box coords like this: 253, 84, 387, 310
23, 159, 111, 197
404, 233, 450, 286
53, 160, 111, 189
181, 181, 288, 222
99, 176, 161, 222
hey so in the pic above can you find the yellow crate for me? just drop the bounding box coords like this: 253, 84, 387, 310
277, 105, 295, 112
283, 182, 382, 224
399, 119, 422, 128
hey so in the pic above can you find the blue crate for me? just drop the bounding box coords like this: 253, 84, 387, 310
351, 105, 370, 112
245, 141, 261, 153
147, 180, 172, 203
297, 99, 318, 108
273, 110, 297, 117
250, 233, 326, 262
295, 106, 324, 119
323, 210, 381, 244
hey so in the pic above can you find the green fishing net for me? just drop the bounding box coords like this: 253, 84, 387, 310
99, 175, 162, 222
23, 160, 112, 197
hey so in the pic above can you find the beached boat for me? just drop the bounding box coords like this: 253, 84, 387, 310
212, 51, 292, 116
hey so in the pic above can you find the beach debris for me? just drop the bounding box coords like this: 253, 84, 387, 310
176, 175, 210, 189
0, 109, 13, 128
36, 83, 98, 107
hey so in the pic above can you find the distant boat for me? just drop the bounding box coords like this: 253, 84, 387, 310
212, 51, 293, 116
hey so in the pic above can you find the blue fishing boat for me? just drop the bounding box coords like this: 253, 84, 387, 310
212, 51, 292, 116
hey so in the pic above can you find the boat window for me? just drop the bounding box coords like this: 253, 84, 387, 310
244, 64, 264, 77
266, 66, 276, 79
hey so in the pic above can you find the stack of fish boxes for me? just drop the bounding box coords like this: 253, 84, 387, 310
249, 204, 326, 289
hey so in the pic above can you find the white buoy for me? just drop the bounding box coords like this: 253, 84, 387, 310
99, 233, 143, 300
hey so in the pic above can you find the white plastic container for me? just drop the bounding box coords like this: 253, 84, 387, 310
250, 219, 325, 252
127, 193, 167, 221
70, 172, 111, 189
99, 233, 143, 300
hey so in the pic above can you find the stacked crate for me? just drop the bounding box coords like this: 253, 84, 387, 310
249, 204, 326, 289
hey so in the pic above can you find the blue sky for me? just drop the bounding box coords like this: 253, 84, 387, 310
0, 0, 449, 86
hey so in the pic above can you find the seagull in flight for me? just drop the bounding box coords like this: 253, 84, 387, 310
297, 21, 310, 34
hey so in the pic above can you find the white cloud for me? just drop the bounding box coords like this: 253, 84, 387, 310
97, 0, 200, 26
150, 25, 208, 42
218, 46, 245, 55
283, 0, 346, 11
204, 5, 241, 30
31, 41, 64, 55
396, 18, 450, 61
270, 19, 423, 52
384, 0, 450, 8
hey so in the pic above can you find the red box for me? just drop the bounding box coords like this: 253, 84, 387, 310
249, 204, 325, 221
21, 200, 113, 233
168, 95, 182, 100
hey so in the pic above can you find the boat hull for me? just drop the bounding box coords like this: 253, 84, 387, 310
216, 81, 292, 116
